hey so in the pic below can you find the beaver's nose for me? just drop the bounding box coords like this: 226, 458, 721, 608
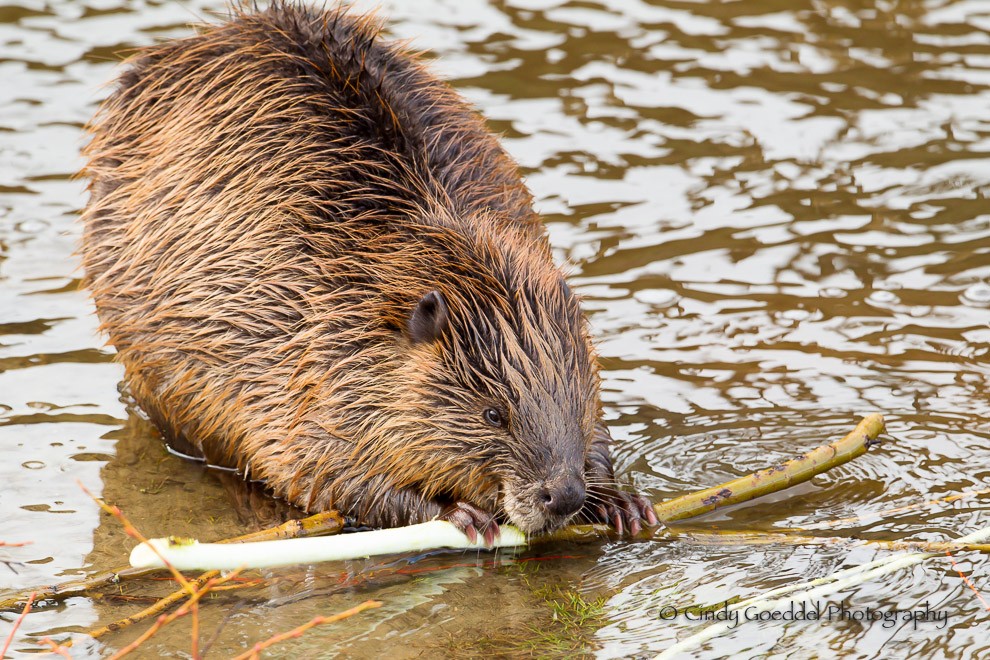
540, 477, 586, 517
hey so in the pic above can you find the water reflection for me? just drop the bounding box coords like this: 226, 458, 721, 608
1, 0, 988, 657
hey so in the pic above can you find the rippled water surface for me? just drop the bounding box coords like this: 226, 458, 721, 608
2, 0, 990, 657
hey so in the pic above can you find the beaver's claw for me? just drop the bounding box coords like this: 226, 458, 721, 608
587, 486, 659, 537
439, 501, 500, 546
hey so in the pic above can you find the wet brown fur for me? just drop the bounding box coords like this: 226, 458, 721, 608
80, 1, 639, 533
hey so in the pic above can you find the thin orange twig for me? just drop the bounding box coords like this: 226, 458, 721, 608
78, 480, 206, 651
230, 600, 383, 660
77, 481, 192, 592
107, 570, 242, 660
88, 570, 220, 640
946, 551, 990, 611
1, 590, 36, 657
38, 637, 72, 658
190, 600, 200, 660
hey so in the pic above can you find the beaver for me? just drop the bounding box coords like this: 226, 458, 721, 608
79, 1, 656, 542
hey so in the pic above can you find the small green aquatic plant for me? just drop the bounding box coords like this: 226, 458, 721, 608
440, 578, 610, 659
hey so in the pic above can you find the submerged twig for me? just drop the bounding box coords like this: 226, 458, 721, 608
229, 600, 382, 660
656, 519, 990, 658
106, 570, 242, 660
804, 485, 990, 530
665, 527, 990, 555
86, 571, 219, 640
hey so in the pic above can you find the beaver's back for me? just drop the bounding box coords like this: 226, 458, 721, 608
87, 3, 539, 236
80, 3, 549, 476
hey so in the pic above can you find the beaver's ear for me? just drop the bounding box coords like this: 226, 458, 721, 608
408, 290, 449, 344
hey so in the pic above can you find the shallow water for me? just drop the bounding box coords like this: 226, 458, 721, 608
2, 0, 989, 657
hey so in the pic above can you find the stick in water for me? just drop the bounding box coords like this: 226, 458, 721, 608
655, 516, 990, 658
130, 520, 528, 571
653, 414, 885, 522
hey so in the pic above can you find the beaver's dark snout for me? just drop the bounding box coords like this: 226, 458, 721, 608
539, 474, 586, 518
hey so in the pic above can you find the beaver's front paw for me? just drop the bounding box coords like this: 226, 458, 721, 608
439, 501, 500, 546
586, 486, 659, 536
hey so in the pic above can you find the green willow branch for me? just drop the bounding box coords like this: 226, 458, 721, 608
653, 413, 885, 523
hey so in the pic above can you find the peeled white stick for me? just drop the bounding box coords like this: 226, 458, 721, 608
129, 520, 528, 570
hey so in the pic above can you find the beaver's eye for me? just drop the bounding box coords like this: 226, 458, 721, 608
483, 407, 505, 428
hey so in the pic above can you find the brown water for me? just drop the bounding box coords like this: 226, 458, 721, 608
2, 0, 989, 657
